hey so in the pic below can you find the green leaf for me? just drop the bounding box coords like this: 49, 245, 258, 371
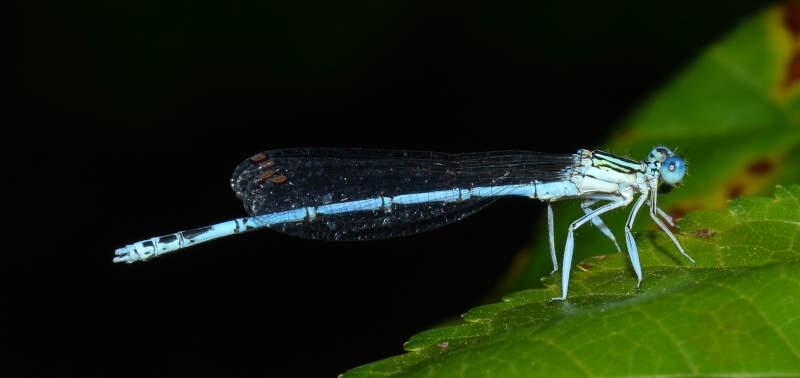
341, 185, 800, 377
513, 2, 800, 293
341, 4, 800, 377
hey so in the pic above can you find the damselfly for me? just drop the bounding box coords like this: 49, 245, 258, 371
114, 147, 695, 300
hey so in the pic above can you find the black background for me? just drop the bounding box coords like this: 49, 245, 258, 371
6, 2, 775, 376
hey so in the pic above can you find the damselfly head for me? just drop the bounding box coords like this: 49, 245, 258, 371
648, 146, 686, 186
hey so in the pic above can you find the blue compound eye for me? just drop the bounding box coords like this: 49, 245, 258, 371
660, 155, 685, 185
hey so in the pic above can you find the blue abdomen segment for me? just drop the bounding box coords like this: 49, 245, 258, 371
114, 218, 258, 263
114, 178, 587, 263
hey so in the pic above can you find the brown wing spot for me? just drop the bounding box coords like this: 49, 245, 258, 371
270, 175, 288, 184
258, 170, 276, 180
250, 153, 267, 162
259, 160, 276, 168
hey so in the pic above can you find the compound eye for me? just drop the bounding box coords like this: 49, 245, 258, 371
660, 155, 685, 185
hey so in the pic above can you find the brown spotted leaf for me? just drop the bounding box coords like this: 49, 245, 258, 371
516, 2, 800, 291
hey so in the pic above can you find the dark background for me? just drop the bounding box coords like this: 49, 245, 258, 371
6, 1, 775, 376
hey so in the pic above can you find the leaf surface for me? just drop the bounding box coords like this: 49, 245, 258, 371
515, 2, 800, 293
341, 186, 800, 377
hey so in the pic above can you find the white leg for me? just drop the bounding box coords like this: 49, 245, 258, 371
582, 197, 622, 252
646, 199, 679, 229
548, 203, 558, 273
551, 197, 632, 301
647, 190, 696, 265
624, 194, 649, 291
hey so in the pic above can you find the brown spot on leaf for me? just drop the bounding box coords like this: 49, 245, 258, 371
784, 53, 800, 88
691, 228, 716, 238
747, 159, 773, 175
591, 255, 608, 260
578, 261, 594, 269
728, 185, 744, 199
667, 209, 687, 223
783, 1, 800, 87
784, 0, 800, 36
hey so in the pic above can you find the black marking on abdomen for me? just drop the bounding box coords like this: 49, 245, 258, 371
158, 235, 178, 244
182, 226, 214, 239
242, 218, 258, 230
